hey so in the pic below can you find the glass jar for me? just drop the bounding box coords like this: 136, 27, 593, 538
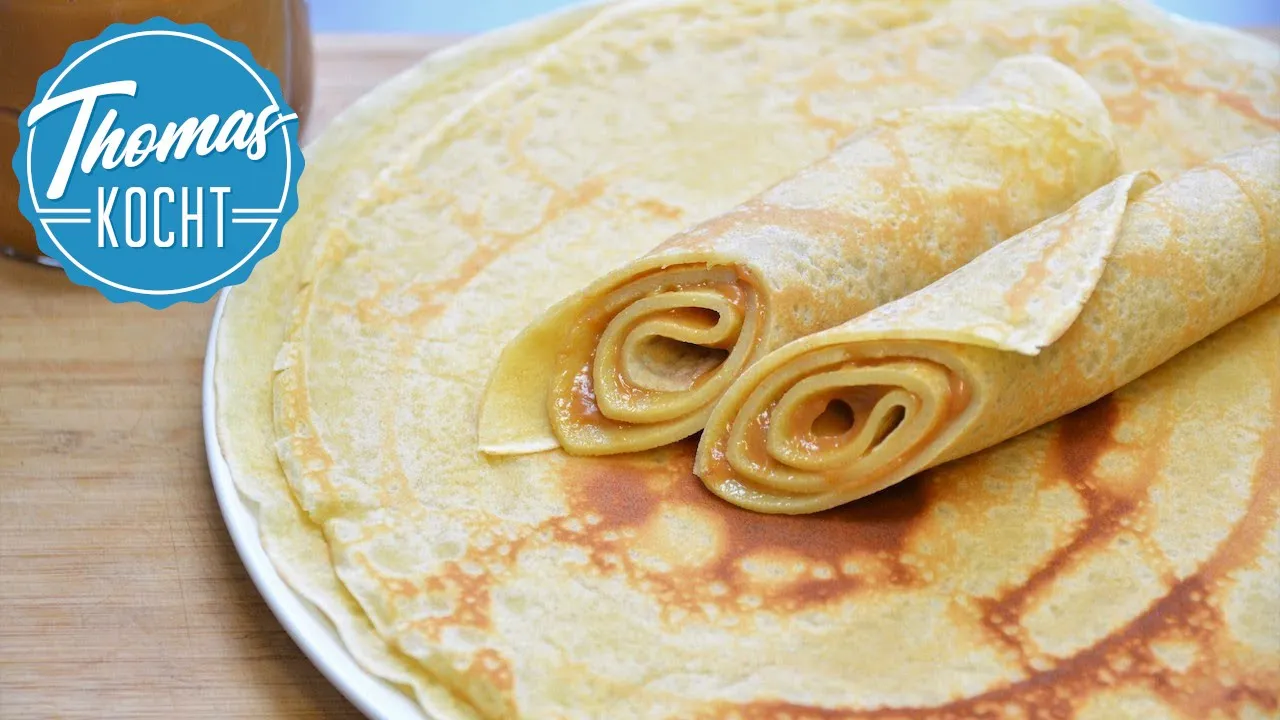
0, 0, 313, 265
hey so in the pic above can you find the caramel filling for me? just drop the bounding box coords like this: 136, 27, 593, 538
550, 265, 764, 444
705, 347, 971, 501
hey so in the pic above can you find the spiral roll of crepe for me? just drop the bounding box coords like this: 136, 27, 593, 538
697, 137, 1280, 514
478, 55, 1121, 456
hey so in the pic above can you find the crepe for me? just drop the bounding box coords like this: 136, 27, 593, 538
213, 3, 606, 715
214, 0, 1280, 717
697, 138, 1280, 513
478, 54, 1119, 456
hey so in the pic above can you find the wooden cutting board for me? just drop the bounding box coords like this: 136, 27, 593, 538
2, 27, 1277, 720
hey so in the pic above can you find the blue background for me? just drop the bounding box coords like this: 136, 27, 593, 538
309, 0, 1279, 33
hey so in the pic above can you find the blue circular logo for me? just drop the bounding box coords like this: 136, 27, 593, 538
12, 19, 304, 308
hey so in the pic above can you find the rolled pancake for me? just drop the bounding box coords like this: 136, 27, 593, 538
479, 55, 1121, 456
250, 0, 1280, 717
698, 138, 1280, 513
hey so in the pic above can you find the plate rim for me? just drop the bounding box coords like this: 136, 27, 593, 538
202, 289, 432, 720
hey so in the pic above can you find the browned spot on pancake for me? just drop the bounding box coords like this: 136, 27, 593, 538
550, 439, 929, 617
404, 559, 494, 642
466, 648, 515, 695
567, 457, 660, 528
977, 395, 1135, 669
634, 197, 686, 221
706, 577, 1273, 720
704, 373, 1280, 718
1054, 393, 1123, 481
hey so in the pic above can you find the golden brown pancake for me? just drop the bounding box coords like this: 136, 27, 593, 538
214, 0, 1280, 716
697, 139, 1280, 513
478, 55, 1120, 457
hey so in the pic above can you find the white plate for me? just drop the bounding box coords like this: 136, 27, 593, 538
202, 290, 430, 720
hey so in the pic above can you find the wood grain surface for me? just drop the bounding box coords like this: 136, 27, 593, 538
1, 26, 1277, 720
